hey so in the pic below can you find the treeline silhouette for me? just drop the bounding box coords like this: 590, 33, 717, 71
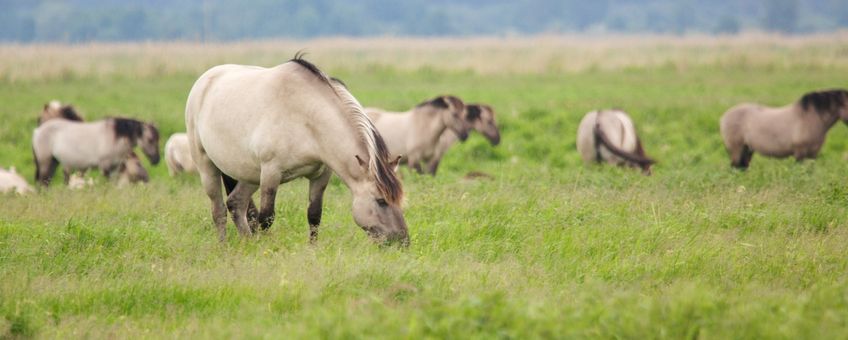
1, 0, 845, 42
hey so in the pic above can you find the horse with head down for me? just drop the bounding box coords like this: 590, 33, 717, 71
576, 109, 655, 175
425, 103, 501, 175
365, 95, 471, 174
185, 56, 408, 245
720, 89, 848, 169
32, 116, 160, 186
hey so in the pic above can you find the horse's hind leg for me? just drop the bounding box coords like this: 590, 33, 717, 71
307, 167, 332, 243
194, 155, 228, 242
222, 174, 259, 231
257, 165, 283, 231
226, 181, 258, 237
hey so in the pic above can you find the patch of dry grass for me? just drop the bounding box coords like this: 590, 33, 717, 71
1, 33, 848, 81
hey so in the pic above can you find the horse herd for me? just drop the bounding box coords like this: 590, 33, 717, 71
2, 56, 847, 246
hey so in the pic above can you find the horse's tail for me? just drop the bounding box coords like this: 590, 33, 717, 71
593, 123, 655, 167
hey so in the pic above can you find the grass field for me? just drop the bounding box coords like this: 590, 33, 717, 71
2, 35, 848, 338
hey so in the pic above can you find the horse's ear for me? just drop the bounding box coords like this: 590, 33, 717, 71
355, 155, 367, 169
389, 155, 401, 172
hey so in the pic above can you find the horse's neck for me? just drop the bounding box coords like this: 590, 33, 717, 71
314, 109, 374, 188
411, 107, 448, 146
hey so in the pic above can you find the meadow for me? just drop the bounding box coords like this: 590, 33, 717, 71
2, 34, 848, 338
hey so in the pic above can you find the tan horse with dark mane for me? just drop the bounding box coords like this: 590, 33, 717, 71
720, 89, 848, 169
425, 103, 501, 175
576, 109, 655, 175
35, 101, 155, 186
366, 96, 471, 174
186, 56, 408, 245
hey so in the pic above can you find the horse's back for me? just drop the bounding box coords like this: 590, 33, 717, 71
187, 62, 342, 182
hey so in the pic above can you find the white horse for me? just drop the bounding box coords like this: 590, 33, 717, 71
720, 89, 848, 169
365, 95, 471, 174
185, 56, 408, 245
576, 109, 655, 175
32, 117, 160, 186
425, 103, 501, 175
164, 133, 196, 176
0, 167, 34, 195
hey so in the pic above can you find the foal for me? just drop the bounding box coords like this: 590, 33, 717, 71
366, 95, 471, 173
164, 132, 196, 175
720, 89, 848, 169
576, 109, 655, 175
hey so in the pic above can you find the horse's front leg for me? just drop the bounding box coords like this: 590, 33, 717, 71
258, 166, 283, 231
226, 181, 259, 237
307, 168, 332, 243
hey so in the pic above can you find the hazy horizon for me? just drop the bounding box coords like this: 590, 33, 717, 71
1, 0, 846, 43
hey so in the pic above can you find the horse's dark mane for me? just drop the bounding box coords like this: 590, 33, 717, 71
371, 132, 403, 205
288, 53, 403, 204
800, 89, 848, 114
112, 117, 144, 141
330, 77, 348, 89
466, 104, 482, 121
417, 96, 450, 109
59, 106, 83, 122
290, 53, 332, 86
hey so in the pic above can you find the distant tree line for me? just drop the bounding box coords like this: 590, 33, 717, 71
0, 0, 845, 42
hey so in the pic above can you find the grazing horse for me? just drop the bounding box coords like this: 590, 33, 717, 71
720, 89, 848, 169
38, 100, 84, 126
116, 151, 150, 186
164, 133, 196, 176
185, 56, 408, 245
425, 103, 501, 175
32, 117, 160, 186
576, 109, 655, 175
0, 167, 34, 195
365, 95, 471, 174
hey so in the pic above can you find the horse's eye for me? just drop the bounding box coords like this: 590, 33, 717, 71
376, 198, 388, 207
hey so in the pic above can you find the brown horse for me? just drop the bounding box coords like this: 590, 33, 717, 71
576, 109, 655, 175
720, 89, 848, 169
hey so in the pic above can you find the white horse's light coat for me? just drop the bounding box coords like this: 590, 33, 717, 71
164, 133, 196, 175
0, 167, 34, 195
185, 57, 407, 244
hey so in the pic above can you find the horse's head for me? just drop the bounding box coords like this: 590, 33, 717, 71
425, 95, 470, 141
122, 151, 150, 183
139, 123, 161, 165
466, 104, 501, 146
800, 89, 848, 124
351, 154, 408, 247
